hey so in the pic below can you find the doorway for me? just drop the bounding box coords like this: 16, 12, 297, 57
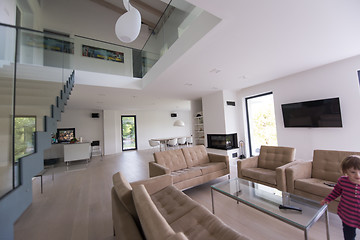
121, 115, 137, 151
245, 92, 278, 156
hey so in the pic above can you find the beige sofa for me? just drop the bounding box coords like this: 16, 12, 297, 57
237, 146, 296, 191
149, 145, 229, 190
112, 172, 251, 240
285, 149, 360, 212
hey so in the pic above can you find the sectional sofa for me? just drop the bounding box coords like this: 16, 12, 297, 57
149, 145, 229, 190
111, 172, 251, 240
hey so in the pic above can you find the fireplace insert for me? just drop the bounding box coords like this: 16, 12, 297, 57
207, 133, 238, 150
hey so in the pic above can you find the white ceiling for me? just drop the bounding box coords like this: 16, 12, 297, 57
52, 0, 360, 111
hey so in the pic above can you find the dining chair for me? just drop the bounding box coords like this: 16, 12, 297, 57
167, 138, 178, 149
177, 137, 187, 148
186, 136, 193, 146
148, 139, 160, 152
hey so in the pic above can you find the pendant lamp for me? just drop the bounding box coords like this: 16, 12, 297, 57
115, 0, 141, 43
174, 120, 185, 127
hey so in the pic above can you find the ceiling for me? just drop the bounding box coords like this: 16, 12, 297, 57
44, 0, 360, 111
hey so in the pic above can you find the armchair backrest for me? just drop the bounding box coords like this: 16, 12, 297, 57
312, 149, 360, 182
258, 145, 295, 170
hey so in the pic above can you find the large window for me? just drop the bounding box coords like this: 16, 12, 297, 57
14, 116, 36, 162
245, 92, 278, 156
121, 116, 137, 151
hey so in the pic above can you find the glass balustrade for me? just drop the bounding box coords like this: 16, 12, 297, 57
0, 24, 74, 198
0, 24, 16, 198
141, 0, 202, 76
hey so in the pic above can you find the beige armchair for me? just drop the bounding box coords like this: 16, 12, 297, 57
237, 145, 296, 191
285, 149, 360, 212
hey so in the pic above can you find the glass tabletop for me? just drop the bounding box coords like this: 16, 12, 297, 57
211, 178, 327, 229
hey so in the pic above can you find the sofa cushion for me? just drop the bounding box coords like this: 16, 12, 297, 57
182, 145, 210, 167
151, 185, 198, 224
258, 146, 295, 170
241, 168, 276, 185
154, 149, 188, 171
132, 184, 178, 240
171, 168, 202, 184
170, 205, 250, 240
312, 150, 360, 182
196, 162, 227, 175
294, 178, 339, 201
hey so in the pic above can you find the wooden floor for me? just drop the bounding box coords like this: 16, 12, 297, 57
14, 150, 344, 240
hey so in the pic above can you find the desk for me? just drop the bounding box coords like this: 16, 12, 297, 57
151, 137, 190, 151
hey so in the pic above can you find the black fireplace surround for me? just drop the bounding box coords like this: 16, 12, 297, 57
207, 133, 238, 150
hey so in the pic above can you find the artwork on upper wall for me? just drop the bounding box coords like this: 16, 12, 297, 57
82, 45, 124, 63
22, 32, 74, 54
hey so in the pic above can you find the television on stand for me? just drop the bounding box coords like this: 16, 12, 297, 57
57, 128, 76, 143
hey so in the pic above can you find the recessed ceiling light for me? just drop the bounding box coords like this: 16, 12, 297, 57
184, 83, 192, 86
210, 68, 221, 74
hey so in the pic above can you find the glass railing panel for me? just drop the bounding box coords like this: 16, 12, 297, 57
16, 29, 75, 133
0, 24, 16, 198
141, 0, 202, 76
74, 35, 135, 78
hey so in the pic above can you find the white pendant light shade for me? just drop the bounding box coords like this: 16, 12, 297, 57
115, 0, 141, 43
174, 120, 185, 127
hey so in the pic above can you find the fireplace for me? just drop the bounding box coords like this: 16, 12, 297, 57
207, 133, 238, 150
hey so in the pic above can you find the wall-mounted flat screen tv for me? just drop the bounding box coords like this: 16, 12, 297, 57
281, 97, 342, 128
57, 128, 75, 142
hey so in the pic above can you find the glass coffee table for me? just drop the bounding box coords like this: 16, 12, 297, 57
211, 178, 330, 240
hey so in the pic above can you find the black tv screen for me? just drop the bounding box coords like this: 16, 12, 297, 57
281, 97, 342, 128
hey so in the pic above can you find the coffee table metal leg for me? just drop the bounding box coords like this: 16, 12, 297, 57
325, 208, 330, 240
304, 228, 308, 240
211, 188, 215, 214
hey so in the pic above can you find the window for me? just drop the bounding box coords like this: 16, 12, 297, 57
14, 116, 36, 162
121, 116, 137, 151
245, 92, 278, 156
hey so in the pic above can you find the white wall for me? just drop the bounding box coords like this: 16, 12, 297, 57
57, 108, 104, 148
202, 91, 226, 135
103, 109, 192, 154
238, 55, 360, 160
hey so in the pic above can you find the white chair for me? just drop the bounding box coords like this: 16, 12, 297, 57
167, 138, 178, 149
177, 137, 187, 148
91, 140, 102, 158
148, 140, 160, 152
186, 136, 193, 146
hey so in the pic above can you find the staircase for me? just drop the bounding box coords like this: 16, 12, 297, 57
0, 64, 75, 239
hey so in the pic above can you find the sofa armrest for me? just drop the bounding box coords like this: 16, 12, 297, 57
237, 156, 259, 178
149, 161, 171, 177
285, 161, 313, 193
208, 153, 229, 169
275, 161, 299, 192
130, 174, 173, 195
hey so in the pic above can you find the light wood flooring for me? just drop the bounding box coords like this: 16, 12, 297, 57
14, 150, 344, 240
